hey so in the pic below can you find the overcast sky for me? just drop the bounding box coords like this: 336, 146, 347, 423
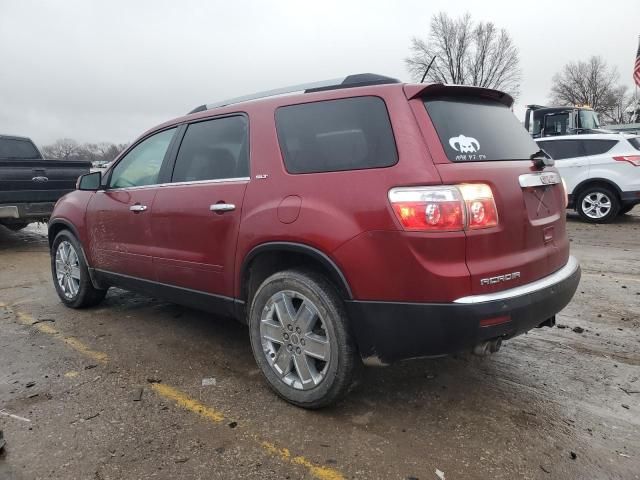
1, 0, 638, 147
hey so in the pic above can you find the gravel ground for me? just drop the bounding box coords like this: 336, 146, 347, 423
1, 208, 639, 480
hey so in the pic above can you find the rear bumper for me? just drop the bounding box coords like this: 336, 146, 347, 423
345, 256, 581, 365
0, 202, 56, 220
620, 190, 640, 207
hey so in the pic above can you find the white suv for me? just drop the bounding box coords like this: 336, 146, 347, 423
536, 134, 640, 223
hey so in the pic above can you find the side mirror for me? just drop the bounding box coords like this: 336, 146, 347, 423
77, 172, 102, 191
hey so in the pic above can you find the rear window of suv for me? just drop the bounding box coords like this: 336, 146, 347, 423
424, 97, 539, 162
275, 96, 398, 174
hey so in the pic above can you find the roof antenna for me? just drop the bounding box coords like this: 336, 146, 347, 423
420, 56, 437, 83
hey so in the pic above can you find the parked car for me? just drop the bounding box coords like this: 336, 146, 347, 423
48, 74, 580, 408
0, 134, 91, 231
536, 133, 640, 222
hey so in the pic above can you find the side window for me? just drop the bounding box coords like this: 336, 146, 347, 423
537, 140, 584, 160
171, 116, 249, 183
275, 96, 398, 174
109, 128, 176, 188
582, 140, 618, 156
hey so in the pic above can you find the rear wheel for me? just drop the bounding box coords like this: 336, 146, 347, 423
576, 186, 620, 223
248, 269, 358, 409
51, 230, 107, 308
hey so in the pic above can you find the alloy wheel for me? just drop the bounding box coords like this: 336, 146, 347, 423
581, 192, 611, 219
260, 290, 331, 390
55, 240, 81, 299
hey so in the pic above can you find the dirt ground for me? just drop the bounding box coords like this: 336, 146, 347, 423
1, 208, 639, 480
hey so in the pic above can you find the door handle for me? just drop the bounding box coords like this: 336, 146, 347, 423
210, 203, 236, 212
129, 204, 148, 212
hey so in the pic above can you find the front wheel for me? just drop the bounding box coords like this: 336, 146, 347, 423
248, 269, 358, 409
576, 186, 620, 223
51, 230, 108, 308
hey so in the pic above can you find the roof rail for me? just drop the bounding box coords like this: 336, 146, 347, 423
188, 73, 400, 114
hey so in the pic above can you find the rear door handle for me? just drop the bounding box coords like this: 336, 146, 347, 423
129, 204, 148, 212
210, 203, 236, 212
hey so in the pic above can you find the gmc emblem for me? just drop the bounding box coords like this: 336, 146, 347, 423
481, 272, 521, 286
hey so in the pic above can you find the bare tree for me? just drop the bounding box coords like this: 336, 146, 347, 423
41, 139, 127, 163
405, 12, 522, 98
41, 138, 80, 160
600, 85, 634, 124
550, 56, 621, 114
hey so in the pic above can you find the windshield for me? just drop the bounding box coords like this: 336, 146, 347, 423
424, 97, 539, 161
579, 110, 600, 129
0, 138, 41, 160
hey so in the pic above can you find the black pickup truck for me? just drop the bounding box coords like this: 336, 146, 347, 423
0, 135, 90, 231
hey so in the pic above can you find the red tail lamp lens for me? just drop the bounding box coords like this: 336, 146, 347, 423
389, 187, 465, 231
458, 184, 498, 229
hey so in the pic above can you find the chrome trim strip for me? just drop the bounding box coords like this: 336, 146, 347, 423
454, 256, 579, 304
105, 177, 250, 192
518, 172, 561, 188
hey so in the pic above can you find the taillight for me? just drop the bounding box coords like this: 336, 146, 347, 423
388, 184, 498, 232
613, 155, 640, 166
388, 186, 464, 231
458, 184, 498, 229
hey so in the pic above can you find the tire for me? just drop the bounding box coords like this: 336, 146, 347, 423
248, 269, 358, 409
576, 186, 620, 223
619, 205, 635, 215
51, 230, 107, 308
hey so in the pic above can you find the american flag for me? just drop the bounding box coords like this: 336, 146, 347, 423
635, 35, 640, 87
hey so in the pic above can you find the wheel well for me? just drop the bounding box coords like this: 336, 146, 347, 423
240, 247, 351, 306
573, 179, 622, 203
48, 222, 68, 247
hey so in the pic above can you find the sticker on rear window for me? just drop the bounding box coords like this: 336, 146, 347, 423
449, 134, 480, 153
448, 134, 486, 161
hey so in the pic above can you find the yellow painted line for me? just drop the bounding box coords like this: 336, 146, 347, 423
12, 310, 108, 363
262, 441, 346, 480
151, 383, 225, 422
152, 383, 345, 480
2, 303, 345, 479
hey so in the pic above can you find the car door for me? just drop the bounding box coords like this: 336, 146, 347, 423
86, 127, 177, 280
537, 139, 587, 195
151, 115, 249, 298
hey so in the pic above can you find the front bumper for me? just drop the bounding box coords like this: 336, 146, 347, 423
345, 256, 581, 365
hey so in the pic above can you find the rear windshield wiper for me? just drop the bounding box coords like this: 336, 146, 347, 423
530, 150, 554, 169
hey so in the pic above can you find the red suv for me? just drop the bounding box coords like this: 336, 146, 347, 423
49, 74, 580, 408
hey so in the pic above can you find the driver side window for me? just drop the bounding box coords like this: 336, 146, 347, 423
109, 128, 176, 188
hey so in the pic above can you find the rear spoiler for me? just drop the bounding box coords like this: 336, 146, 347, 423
403, 83, 514, 108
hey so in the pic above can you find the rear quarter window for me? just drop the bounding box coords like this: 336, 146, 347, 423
275, 96, 398, 174
424, 97, 538, 162
582, 139, 618, 156
628, 137, 640, 151
537, 139, 585, 160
